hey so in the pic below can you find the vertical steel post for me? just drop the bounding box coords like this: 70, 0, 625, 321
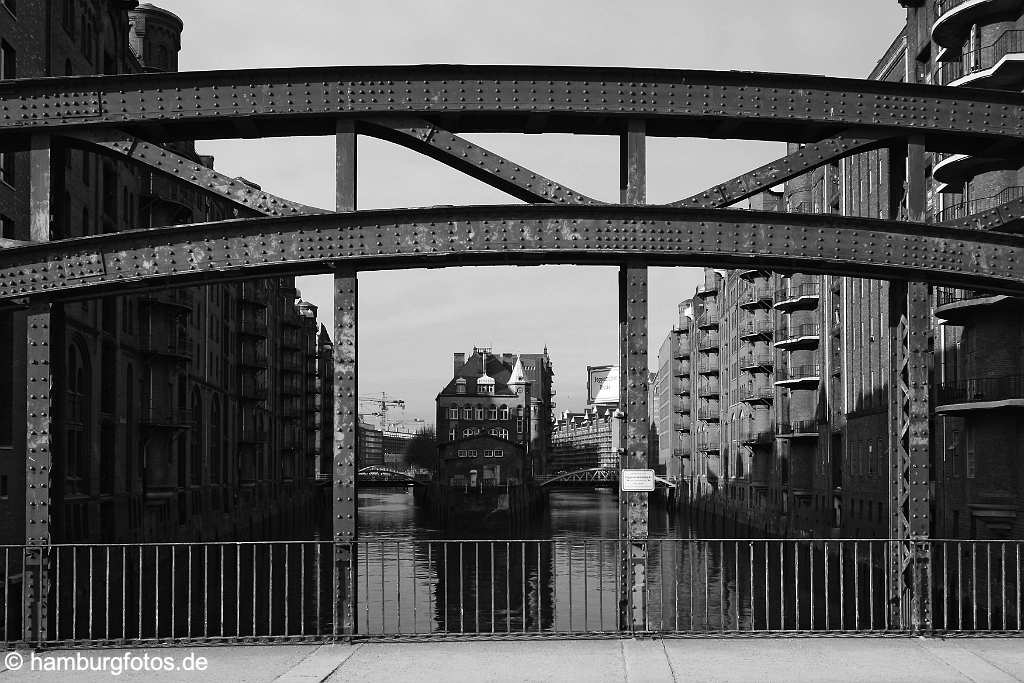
887, 133, 932, 631
25, 135, 57, 643
333, 120, 358, 636
618, 120, 649, 632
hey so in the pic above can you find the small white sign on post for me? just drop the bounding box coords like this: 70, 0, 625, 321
620, 469, 656, 492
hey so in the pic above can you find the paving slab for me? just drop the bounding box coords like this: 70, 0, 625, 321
327, 640, 627, 683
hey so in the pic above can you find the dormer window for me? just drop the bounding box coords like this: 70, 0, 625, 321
478, 384, 494, 395
456, 378, 467, 394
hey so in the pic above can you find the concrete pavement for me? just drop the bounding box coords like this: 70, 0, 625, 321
0, 638, 1021, 682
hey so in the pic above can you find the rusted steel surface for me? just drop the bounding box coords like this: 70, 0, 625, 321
333, 268, 358, 635
1, 205, 1023, 301
0, 66, 1022, 151
361, 117, 598, 204
674, 131, 893, 208
68, 131, 326, 217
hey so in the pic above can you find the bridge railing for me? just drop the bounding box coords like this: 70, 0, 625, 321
0, 538, 1019, 645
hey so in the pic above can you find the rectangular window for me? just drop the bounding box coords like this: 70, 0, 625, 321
499, 406, 509, 420
448, 428, 456, 441
965, 428, 975, 479
0, 214, 12, 238
493, 450, 503, 459
457, 450, 466, 458
467, 450, 477, 459
462, 407, 471, 420
517, 418, 524, 434
456, 384, 465, 394
448, 407, 458, 419
475, 407, 484, 420
487, 407, 497, 420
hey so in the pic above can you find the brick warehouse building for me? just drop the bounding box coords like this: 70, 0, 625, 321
0, 2, 330, 544
659, 0, 1024, 540
435, 348, 553, 484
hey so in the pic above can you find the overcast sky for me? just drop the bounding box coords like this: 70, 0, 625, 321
166, 1, 907, 427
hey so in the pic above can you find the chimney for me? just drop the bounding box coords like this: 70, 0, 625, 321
453, 352, 465, 376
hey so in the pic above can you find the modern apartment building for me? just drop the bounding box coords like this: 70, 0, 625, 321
0, 2, 330, 544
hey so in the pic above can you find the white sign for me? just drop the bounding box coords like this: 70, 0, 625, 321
620, 469, 655, 492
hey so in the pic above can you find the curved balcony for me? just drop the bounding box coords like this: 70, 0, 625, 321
140, 289, 193, 311
774, 323, 821, 350
774, 364, 822, 389
932, 0, 1021, 52
739, 386, 774, 404
933, 186, 1024, 224
738, 320, 773, 341
696, 310, 720, 330
936, 374, 1024, 414
697, 433, 720, 452
140, 332, 192, 360
740, 354, 774, 373
697, 406, 720, 422
933, 152, 1014, 188
696, 331, 720, 351
738, 268, 770, 281
938, 30, 1024, 87
695, 282, 718, 298
774, 283, 820, 311
697, 358, 720, 375
741, 430, 774, 447
934, 287, 1021, 324
776, 420, 819, 439
739, 285, 773, 310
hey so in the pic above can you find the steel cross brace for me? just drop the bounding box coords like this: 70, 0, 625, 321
674, 130, 893, 208
360, 117, 599, 205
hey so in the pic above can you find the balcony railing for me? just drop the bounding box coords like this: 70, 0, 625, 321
937, 375, 1024, 405
697, 434, 721, 450
740, 354, 773, 370
776, 323, 821, 345
775, 283, 821, 307
696, 311, 719, 329
696, 331, 720, 350
775, 364, 822, 383
935, 287, 996, 308
933, 186, 1024, 223
741, 430, 774, 446
738, 320, 773, 338
140, 332, 192, 359
697, 407, 720, 421
697, 359, 720, 374
934, 0, 970, 16
938, 30, 1024, 86
740, 386, 774, 402
777, 419, 818, 436
739, 285, 772, 307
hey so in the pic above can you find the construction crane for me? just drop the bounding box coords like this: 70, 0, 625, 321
358, 393, 406, 431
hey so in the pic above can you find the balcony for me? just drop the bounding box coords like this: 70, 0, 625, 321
696, 311, 719, 329
139, 406, 193, 428
774, 323, 821, 350
774, 283, 820, 311
738, 320, 773, 341
140, 289, 193, 311
776, 420, 819, 438
932, 0, 1020, 52
239, 347, 268, 369
238, 318, 268, 338
934, 287, 1020, 324
741, 430, 774, 447
673, 397, 692, 414
140, 332, 192, 360
932, 152, 1010, 189
739, 354, 773, 372
673, 360, 691, 378
695, 282, 718, 298
673, 333, 691, 359
699, 381, 720, 398
739, 285, 773, 310
696, 331, 720, 351
697, 406, 720, 422
697, 358, 720, 375
937, 30, 1024, 87
933, 186, 1024, 224
697, 433, 720, 452
738, 268, 769, 280
240, 379, 268, 401
936, 374, 1024, 414
739, 386, 774, 404
774, 364, 822, 389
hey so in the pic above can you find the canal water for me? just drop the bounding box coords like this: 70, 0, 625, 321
355, 489, 894, 635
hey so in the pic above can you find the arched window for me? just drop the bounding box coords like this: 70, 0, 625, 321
499, 405, 509, 420
486, 406, 498, 420
474, 406, 484, 420
461, 405, 472, 420
462, 428, 476, 438
490, 428, 509, 440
